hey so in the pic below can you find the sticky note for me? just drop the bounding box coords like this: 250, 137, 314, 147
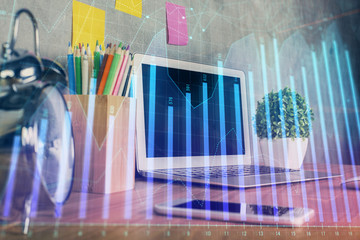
166, 2, 188, 46
115, 0, 142, 18
73, 0, 105, 52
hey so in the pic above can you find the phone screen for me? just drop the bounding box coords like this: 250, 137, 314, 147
174, 200, 292, 216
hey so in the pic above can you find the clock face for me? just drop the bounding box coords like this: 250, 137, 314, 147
27, 86, 74, 204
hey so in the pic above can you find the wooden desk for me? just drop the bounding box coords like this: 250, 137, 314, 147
2, 164, 360, 239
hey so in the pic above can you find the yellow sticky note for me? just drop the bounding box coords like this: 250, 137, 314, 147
115, 0, 142, 18
73, 0, 105, 53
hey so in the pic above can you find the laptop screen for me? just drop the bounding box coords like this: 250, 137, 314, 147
142, 63, 245, 158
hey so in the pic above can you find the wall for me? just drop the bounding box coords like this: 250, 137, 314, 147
0, 0, 359, 165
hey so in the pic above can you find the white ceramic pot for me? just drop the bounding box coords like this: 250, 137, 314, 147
259, 138, 309, 170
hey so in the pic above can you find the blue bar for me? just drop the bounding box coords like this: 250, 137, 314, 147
129, 75, 134, 98
186, 92, 192, 157
345, 51, 360, 142
3, 135, 21, 217
145, 175, 154, 220
102, 115, 115, 219
248, 71, 263, 221
146, 64, 157, 220
30, 175, 41, 217
218, 61, 227, 156
336, 45, 360, 204
260, 44, 279, 221
301, 66, 324, 222
234, 82, 246, 220
273, 37, 294, 221
30, 118, 48, 217
148, 64, 157, 158
202, 82, 211, 220
167, 105, 173, 219
289, 77, 301, 138
124, 98, 137, 219
324, 40, 353, 222
203, 82, 209, 157
322, 42, 343, 222
89, 77, 97, 95
217, 60, 229, 221
234, 84, 243, 158
289, 76, 310, 222
79, 94, 96, 219
312, 47, 338, 222
186, 92, 192, 219
273, 38, 282, 89
278, 90, 295, 221
55, 110, 72, 218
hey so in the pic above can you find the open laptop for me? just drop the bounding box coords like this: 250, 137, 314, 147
133, 54, 336, 188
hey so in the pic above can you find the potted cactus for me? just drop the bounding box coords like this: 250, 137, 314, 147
255, 87, 314, 169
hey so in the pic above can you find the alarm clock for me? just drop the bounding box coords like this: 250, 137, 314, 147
0, 9, 74, 234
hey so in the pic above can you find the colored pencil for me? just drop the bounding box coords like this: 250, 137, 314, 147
117, 53, 132, 96
124, 57, 134, 97
109, 45, 126, 94
87, 43, 92, 84
67, 42, 76, 95
99, 45, 104, 66
68, 39, 136, 96
112, 45, 130, 95
97, 45, 116, 95
82, 50, 89, 94
75, 46, 82, 94
93, 40, 100, 78
81, 43, 85, 56
80, 43, 85, 74
103, 43, 123, 95
96, 44, 110, 93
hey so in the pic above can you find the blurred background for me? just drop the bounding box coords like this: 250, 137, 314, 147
0, 0, 359, 165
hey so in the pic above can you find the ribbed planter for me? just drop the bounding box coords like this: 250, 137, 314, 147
259, 138, 309, 170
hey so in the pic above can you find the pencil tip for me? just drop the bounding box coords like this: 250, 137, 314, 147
96, 40, 99, 45
126, 45, 130, 50
68, 41, 71, 47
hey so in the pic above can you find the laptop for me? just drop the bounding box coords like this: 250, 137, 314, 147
133, 54, 336, 188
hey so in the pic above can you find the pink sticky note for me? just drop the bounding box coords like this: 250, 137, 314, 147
166, 2, 188, 46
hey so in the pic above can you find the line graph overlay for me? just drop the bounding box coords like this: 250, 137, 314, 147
1, 0, 360, 233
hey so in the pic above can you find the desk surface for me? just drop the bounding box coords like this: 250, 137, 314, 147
2, 164, 360, 239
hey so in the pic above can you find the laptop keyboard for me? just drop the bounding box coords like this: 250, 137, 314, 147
153, 165, 299, 179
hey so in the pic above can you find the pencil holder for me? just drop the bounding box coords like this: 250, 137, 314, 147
64, 95, 136, 194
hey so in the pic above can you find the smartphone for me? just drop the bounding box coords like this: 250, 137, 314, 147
154, 199, 314, 226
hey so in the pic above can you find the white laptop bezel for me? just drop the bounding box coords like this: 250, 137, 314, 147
134, 54, 252, 171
